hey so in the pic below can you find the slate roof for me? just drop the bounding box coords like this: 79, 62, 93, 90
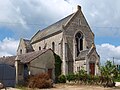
23, 39, 34, 52
31, 13, 74, 43
0, 56, 16, 66
0, 49, 53, 66
76, 49, 89, 60
18, 49, 52, 64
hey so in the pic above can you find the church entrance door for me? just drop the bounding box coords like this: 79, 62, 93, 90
89, 62, 95, 75
48, 69, 52, 79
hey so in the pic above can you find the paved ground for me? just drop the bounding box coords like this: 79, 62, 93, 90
48, 84, 120, 90
116, 82, 120, 86
1, 88, 20, 90
1, 83, 120, 90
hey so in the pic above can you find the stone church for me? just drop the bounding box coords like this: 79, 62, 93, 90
17, 5, 100, 75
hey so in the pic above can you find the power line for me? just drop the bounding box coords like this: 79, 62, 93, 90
0, 21, 120, 28
0, 21, 41, 26
91, 26, 120, 29
91, 26, 120, 28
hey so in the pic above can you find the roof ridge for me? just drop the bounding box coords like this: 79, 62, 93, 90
42, 13, 74, 31
31, 13, 74, 43
23, 38, 30, 41
18, 49, 52, 63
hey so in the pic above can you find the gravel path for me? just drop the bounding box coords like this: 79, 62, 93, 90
1, 83, 120, 90
116, 82, 120, 86
40, 84, 120, 90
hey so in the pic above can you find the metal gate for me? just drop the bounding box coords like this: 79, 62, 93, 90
0, 64, 15, 87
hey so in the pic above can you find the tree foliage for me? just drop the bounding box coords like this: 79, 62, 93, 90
99, 61, 119, 87
58, 74, 66, 83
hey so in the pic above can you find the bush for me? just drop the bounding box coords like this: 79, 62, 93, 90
58, 74, 66, 83
27, 73, 53, 89
99, 61, 119, 87
115, 74, 120, 82
93, 75, 99, 85
66, 73, 76, 82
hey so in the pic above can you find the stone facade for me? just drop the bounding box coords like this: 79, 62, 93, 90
17, 5, 100, 75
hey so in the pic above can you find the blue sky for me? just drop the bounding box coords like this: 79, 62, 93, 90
0, 0, 120, 64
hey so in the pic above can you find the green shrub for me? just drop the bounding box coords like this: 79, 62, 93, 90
115, 74, 120, 82
28, 73, 53, 89
115, 78, 120, 82
58, 74, 66, 83
100, 61, 119, 87
66, 73, 76, 82
54, 53, 62, 83
75, 67, 87, 83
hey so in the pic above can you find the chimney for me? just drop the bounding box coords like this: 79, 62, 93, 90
77, 5, 81, 10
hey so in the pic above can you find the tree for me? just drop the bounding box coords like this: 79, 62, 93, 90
100, 61, 119, 87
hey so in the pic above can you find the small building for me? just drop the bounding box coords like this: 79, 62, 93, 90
15, 49, 55, 84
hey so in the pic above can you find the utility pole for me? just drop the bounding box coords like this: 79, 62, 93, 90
113, 57, 114, 65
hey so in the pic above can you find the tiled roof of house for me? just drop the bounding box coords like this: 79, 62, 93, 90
0, 49, 53, 66
0, 56, 16, 66
31, 13, 74, 43
17, 49, 52, 63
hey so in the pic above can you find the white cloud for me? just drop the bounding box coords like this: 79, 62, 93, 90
0, 0, 74, 38
79, 0, 120, 37
0, 0, 28, 29
0, 0, 120, 38
96, 44, 120, 65
0, 37, 19, 57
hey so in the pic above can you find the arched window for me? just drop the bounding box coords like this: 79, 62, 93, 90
39, 46, 41, 50
78, 19, 81, 26
52, 42, 55, 52
75, 32, 83, 56
20, 49, 22, 54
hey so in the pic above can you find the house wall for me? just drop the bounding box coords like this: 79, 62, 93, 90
29, 50, 55, 80
65, 10, 94, 57
63, 10, 94, 73
74, 60, 86, 72
32, 32, 63, 56
18, 64, 24, 82
17, 39, 27, 55
15, 60, 24, 84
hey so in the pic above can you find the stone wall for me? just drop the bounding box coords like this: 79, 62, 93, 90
17, 39, 27, 55
75, 60, 86, 72
32, 32, 63, 56
63, 10, 94, 73
29, 50, 55, 80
